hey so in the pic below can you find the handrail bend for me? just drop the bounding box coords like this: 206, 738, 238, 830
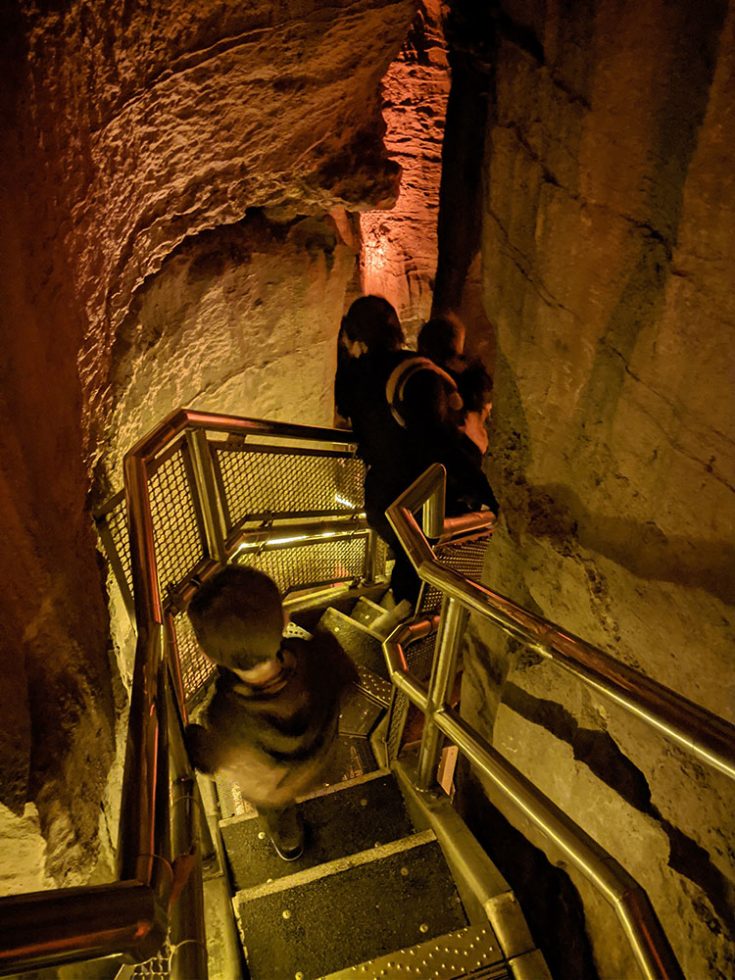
387, 464, 735, 781
385, 464, 735, 979
383, 617, 683, 980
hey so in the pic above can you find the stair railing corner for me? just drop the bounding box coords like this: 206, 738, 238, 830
381, 466, 732, 980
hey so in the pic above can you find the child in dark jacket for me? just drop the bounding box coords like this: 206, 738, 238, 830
185, 564, 358, 860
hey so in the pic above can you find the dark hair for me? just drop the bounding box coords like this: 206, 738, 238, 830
187, 565, 283, 670
341, 295, 404, 353
418, 314, 465, 365
458, 358, 493, 414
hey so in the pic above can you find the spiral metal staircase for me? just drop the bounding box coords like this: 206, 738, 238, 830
1, 408, 733, 980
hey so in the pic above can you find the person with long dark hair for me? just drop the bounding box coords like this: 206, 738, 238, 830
335, 296, 420, 607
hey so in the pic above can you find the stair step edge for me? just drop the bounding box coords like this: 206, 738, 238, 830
321, 607, 386, 641
349, 597, 388, 626
219, 767, 394, 829
321, 923, 509, 980
234, 828, 437, 903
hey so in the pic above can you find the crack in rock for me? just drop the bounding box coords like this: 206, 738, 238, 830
502, 681, 735, 937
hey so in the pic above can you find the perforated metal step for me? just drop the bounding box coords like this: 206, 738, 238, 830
350, 596, 389, 629
235, 831, 467, 979
338, 669, 391, 740
323, 923, 510, 979
318, 607, 389, 680
221, 770, 414, 890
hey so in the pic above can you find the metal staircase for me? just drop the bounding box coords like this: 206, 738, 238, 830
194, 598, 541, 980
2, 407, 733, 980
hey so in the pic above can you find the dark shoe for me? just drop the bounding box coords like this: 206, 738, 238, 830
262, 806, 304, 862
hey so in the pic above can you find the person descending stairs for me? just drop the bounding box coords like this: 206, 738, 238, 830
193, 585, 547, 980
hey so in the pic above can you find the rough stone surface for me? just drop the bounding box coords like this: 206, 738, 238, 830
106, 210, 358, 480
360, 0, 449, 339
0, 803, 52, 898
433, 4, 496, 365
22, 0, 414, 461
0, 0, 414, 889
0, 12, 116, 883
452, 1, 735, 976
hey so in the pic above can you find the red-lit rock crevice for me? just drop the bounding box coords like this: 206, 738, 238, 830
360, 0, 449, 339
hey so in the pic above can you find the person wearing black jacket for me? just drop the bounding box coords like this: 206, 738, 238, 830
335, 297, 499, 608
335, 296, 420, 604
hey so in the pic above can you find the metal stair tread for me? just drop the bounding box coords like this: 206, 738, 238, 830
339, 682, 384, 737
221, 770, 415, 890
353, 664, 392, 708
321, 923, 510, 979
349, 596, 388, 628
235, 831, 468, 979
318, 607, 389, 679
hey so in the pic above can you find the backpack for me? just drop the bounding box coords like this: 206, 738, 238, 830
385, 356, 464, 428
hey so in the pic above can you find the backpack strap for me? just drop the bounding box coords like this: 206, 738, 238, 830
385, 356, 462, 428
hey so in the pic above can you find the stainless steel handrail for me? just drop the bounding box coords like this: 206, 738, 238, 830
0, 409, 367, 977
383, 618, 683, 980
385, 464, 735, 980
387, 464, 735, 781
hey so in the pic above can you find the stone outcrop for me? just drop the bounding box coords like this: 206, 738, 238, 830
447, 1, 735, 976
106, 210, 359, 478
0, 0, 415, 886
360, 0, 449, 340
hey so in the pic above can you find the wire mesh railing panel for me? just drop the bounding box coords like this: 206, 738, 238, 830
148, 443, 208, 598
418, 535, 492, 614
132, 941, 171, 978
233, 534, 368, 595
214, 445, 365, 531
386, 631, 438, 763
173, 611, 215, 702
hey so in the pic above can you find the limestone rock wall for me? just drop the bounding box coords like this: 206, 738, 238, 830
107, 211, 359, 479
452, 1, 735, 976
0, 0, 415, 888
17, 0, 413, 462
0, 11, 116, 888
360, 0, 449, 340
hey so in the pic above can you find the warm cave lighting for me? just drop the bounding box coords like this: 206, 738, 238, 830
334, 493, 359, 508
236, 530, 342, 553
361, 225, 390, 296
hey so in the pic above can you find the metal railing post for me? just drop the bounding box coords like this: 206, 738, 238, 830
417, 596, 468, 790
364, 528, 381, 583
422, 467, 446, 539
169, 776, 207, 980
186, 428, 228, 563
166, 672, 208, 979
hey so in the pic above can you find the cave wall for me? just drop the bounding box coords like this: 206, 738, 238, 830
451, 1, 735, 976
0, 7, 115, 890
106, 210, 359, 479
0, 0, 416, 890
360, 0, 449, 339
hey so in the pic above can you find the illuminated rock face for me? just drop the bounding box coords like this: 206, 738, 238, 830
2, 5, 732, 976
360, 0, 450, 340
452, 1, 735, 976
0, 0, 414, 886
106, 211, 359, 479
